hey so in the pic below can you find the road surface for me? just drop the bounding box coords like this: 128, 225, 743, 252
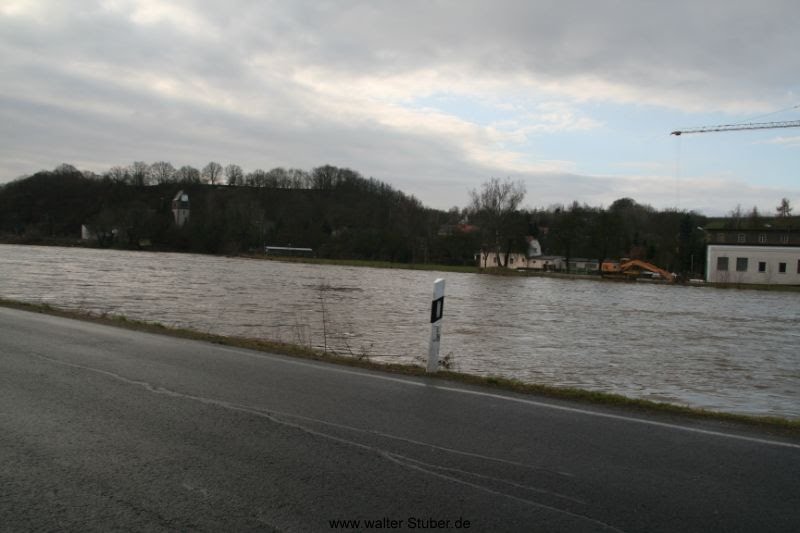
1, 306, 798, 532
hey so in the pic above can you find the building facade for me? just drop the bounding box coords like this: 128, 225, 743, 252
171, 190, 190, 227
476, 252, 599, 273
706, 245, 800, 285
703, 221, 800, 285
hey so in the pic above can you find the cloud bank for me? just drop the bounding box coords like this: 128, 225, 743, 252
1, 0, 798, 214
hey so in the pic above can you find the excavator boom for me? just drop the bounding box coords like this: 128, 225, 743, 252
601, 259, 675, 282
619, 260, 675, 282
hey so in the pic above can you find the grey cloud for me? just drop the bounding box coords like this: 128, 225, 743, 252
1, 0, 798, 215
227, 0, 799, 107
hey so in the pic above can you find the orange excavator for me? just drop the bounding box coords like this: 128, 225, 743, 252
601, 259, 675, 283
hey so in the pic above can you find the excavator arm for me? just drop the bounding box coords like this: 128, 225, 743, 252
619, 260, 675, 282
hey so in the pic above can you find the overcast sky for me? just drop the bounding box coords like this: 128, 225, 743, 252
1, 0, 798, 215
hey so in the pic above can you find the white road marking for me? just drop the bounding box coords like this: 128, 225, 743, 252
32, 353, 619, 530
9, 308, 799, 451
216, 345, 800, 450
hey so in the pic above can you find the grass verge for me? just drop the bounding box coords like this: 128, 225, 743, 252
1, 297, 798, 435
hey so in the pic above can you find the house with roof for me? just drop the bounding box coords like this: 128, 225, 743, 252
171, 190, 190, 227
703, 217, 800, 285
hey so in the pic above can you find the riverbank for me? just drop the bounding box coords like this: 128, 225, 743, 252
2, 297, 798, 433
252, 256, 800, 291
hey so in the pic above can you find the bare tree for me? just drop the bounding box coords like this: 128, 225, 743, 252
175, 165, 201, 184
777, 198, 793, 217
202, 162, 223, 185
149, 161, 176, 184
288, 168, 310, 188
106, 166, 130, 184
266, 167, 290, 188
246, 169, 268, 187
225, 164, 244, 186
129, 161, 149, 186
469, 177, 526, 267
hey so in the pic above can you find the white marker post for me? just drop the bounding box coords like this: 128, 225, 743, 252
427, 278, 445, 373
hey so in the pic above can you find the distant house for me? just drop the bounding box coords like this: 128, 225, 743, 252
525, 256, 566, 271
566, 258, 600, 273
703, 219, 800, 285
172, 190, 190, 227
476, 252, 599, 273
476, 236, 545, 269
477, 251, 529, 269
475, 235, 602, 273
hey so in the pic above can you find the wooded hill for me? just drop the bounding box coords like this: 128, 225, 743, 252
0, 162, 743, 275
0, 164, 477, 264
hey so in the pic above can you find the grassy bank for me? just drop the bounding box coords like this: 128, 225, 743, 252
2, 297, 798, 434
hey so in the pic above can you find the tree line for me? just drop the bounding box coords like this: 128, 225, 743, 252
3, 162, 790, 276
91, 160, 399, 191
467, 178, 795, 276
465, 178, 708, 276
0, 163, 453, 261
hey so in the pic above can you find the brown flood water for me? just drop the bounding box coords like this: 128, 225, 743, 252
1, 244, 799, 418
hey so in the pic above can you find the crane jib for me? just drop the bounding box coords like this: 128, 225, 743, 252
671, 120, 800, 135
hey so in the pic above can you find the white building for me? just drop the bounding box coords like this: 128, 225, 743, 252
706, 245, 800, 285
476, 252, 570, 271
171, 190, 190, 227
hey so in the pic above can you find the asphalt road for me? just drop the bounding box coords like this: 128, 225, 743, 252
1, 306, 798, 532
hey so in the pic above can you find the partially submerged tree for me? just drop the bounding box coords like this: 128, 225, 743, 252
469, 178, 526, 267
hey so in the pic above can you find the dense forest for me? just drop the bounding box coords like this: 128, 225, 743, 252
3, 160, 783, 277
0, 163, 467, 263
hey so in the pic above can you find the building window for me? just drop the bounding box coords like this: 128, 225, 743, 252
758, 262, 766, 273
736, 257, 748, 272
758, 233, 767, 243
717, 257, 729, 271
737, 233, 746, 243
780, 235, 789, 244
717, 233, 726, 242
779, 262, 786, 273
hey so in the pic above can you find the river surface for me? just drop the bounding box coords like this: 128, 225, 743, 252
1, 244, 798, 418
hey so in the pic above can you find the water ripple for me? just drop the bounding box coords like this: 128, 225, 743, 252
1, 244, 798, 418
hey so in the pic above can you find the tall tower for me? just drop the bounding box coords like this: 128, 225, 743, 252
171, 190, 190, 227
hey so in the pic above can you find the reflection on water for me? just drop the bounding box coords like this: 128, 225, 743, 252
1, 244, 799, 418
